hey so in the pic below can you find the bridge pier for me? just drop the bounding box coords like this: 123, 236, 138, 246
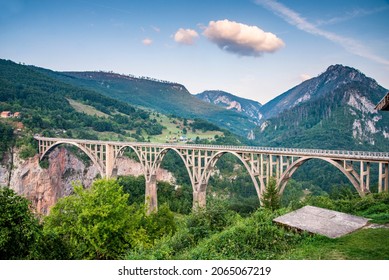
145, 174, 158, 214
379, 162, 389, 193
105, 144, 115, 178
193, 182, 207, 209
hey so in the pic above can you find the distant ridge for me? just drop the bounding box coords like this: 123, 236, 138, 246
195, 90, 263, 124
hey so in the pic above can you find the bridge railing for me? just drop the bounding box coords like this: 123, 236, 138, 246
34, 136, 389, 161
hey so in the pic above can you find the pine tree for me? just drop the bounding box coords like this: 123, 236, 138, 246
261, 177, 280, 211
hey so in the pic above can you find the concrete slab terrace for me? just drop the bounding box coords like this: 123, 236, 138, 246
273, 205, 370, 238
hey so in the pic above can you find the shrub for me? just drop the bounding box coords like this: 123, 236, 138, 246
0, 187, 41, 259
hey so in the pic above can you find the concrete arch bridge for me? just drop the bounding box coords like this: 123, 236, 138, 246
35, 136, 389, 212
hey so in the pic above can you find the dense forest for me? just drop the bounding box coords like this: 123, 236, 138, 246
0, 59, 164, 141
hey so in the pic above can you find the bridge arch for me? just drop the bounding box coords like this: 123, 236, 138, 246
199, 151, 265, 201
40, 141, 105, 176
154, 147, 196, 192
278, 157, 362, 196
114, 145, 143, 169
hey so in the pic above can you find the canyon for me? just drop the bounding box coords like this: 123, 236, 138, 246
0, 147, 176, 214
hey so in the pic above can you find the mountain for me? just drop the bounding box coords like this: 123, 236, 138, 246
0, 59, 246, 148
195, 90, 263, 124
34, 70, 256, 137
254, 64, 389, 151
260, 64, 382, 119
0, 59, 167, 142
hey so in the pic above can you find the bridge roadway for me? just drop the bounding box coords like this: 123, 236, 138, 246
35, 136, 389, 212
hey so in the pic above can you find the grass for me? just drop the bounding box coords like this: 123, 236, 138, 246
67, 98, 109, 118
146, 112, 224, 143
64, 102, 225, 144
284, 228, 389, 260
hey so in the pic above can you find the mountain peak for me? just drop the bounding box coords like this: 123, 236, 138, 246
323, 64, 375, 86
261, 64, 384, 119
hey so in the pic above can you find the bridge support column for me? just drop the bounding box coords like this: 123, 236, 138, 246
193, 183, 207, 210
105, 144, 115, 178
379, 162, 389, 193
145, 174, 158, 214
360, 161, 371, 194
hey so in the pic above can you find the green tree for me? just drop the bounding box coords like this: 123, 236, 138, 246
261, 177, 281, 211
0, 123, 14, 161
44, 179, 177, 259
44, 179, 139, 259
0, 187, 41, 259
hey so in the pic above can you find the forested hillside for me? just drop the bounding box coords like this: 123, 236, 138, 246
255, 65, 389, 151
31, 68, 256, 137
0, 59, 241, 162
0, 59, 163, 141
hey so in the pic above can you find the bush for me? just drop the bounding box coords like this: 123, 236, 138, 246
44, 179, 137, 259
187, 209, 305, 260
44, 179, 177, 259
187, 198, 237, 243
0, 187, 41, 259
19, 144, 37, 159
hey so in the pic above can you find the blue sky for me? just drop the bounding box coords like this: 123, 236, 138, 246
1, 0, 388, 104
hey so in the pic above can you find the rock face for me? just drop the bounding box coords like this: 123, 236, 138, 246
0, 147, 176, 215
195, 90, 263, 124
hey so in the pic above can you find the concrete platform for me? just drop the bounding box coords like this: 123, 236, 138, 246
273, 205, 370, 238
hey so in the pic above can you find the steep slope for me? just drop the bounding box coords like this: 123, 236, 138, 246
37, 70, 255, 137
195, 90, 263, 124
261, 64, 380, 119
254, 65, 389, 151
0, 59, 164, 141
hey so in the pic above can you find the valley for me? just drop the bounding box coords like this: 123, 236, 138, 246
1, 58, 389, 261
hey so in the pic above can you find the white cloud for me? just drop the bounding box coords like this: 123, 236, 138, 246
142, 38, 153, 46
202, 19, 285, 57
300, 74, 311, 82
174, 28, 199, 45
255, 0, 389, 66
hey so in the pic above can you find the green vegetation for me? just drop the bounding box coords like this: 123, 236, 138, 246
0, 187, 41, 259
300, 192, 389, 224
261, 177, 281, 211
0, 59, 163, 144
41, 69, 255, 137
0, 122, 14, 161
144, 113, 224, 143
283, 228, 389, 260
1, 59, 389, 261
1, 177, 388, 260
43, 179, 176, 259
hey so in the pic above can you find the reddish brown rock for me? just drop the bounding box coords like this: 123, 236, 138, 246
1, 147, 176, 215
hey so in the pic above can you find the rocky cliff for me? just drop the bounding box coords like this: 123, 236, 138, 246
0, 147, 176, 215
